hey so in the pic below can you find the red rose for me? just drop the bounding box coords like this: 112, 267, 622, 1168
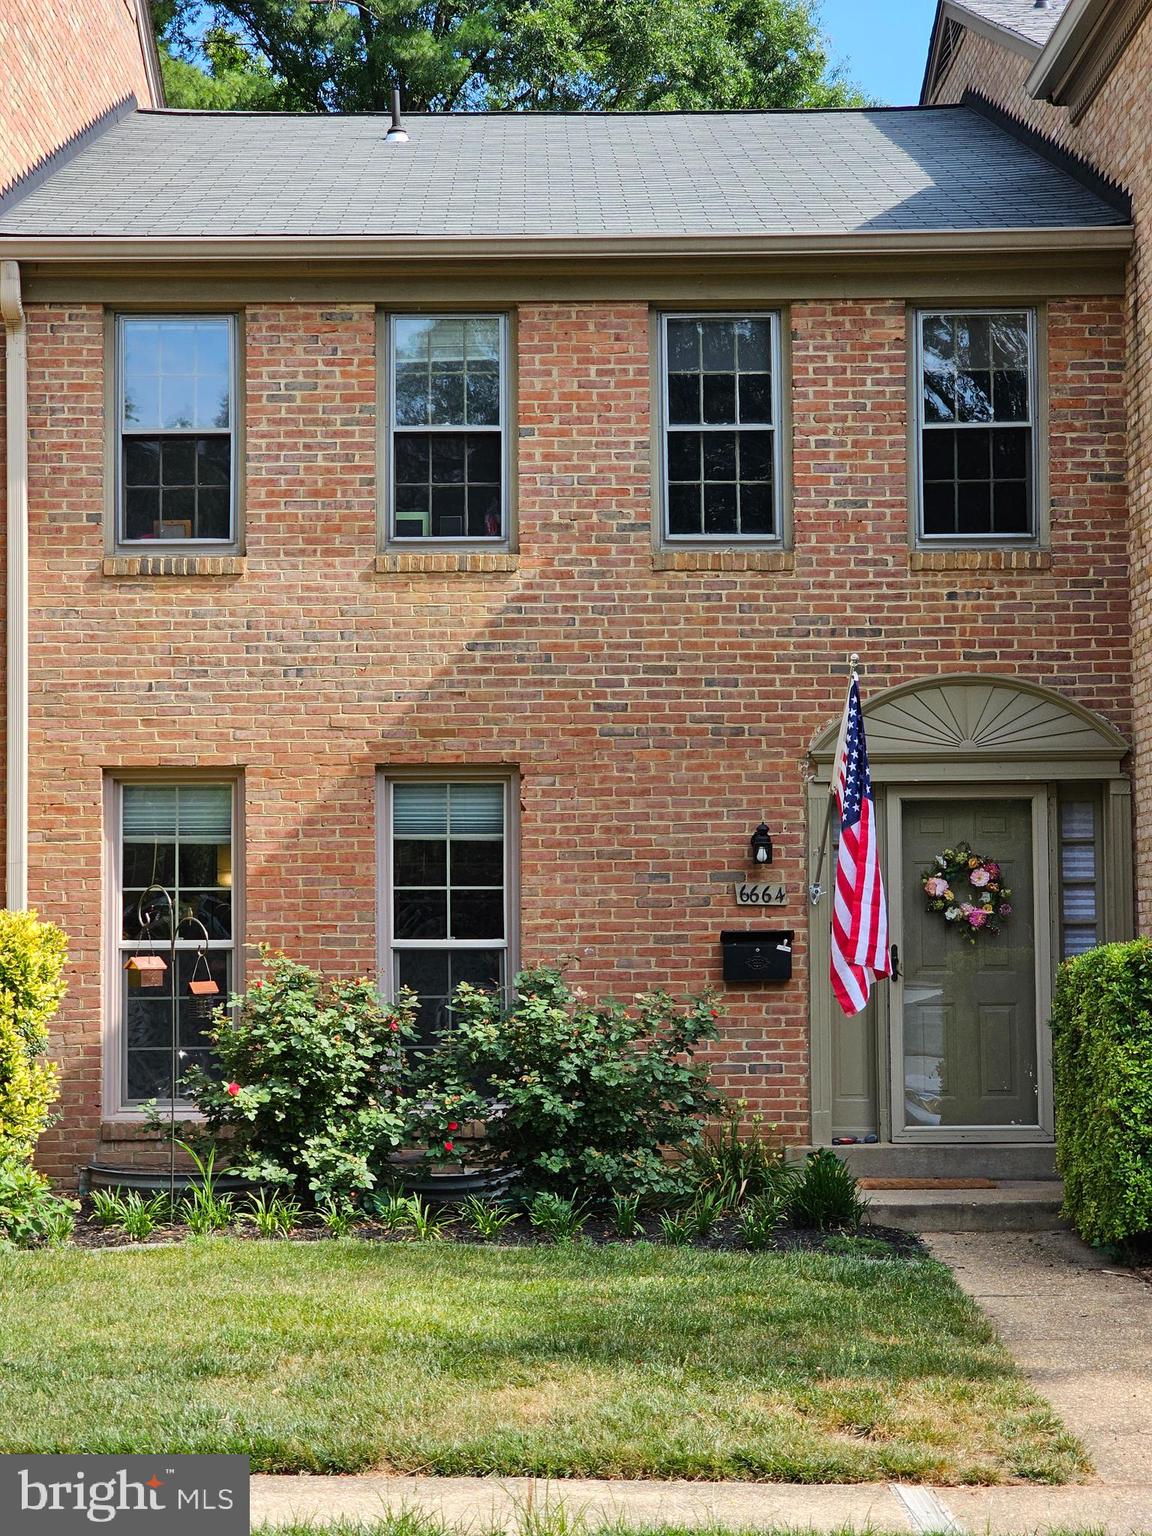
253, 981, 263, 990
447, 1121, 458, 1132
443, 1140, 454, 1152
389, 1020, 399, 1033
710, 1008, 720, 1019
226, 1081, 241, 1097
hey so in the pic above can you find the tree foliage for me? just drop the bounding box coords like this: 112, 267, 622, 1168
152, 0, 865, 114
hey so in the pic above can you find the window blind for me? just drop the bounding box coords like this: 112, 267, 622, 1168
123, 784, 232, 840
393, 782, 503, 837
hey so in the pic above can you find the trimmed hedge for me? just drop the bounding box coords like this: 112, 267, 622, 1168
1050, 939, 1152, 1246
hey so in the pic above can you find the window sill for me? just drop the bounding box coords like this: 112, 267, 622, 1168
375, 552, 520, 575
653, 548, 794, 573
103, 555, 246, 578
910, 548, 1051, 572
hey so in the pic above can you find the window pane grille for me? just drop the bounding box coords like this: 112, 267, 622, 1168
663, 316, 778, 541
919, 311, 1034, 540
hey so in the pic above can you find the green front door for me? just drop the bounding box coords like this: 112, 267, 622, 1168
893, 795, 1042, 1135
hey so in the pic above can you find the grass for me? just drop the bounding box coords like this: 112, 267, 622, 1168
0, 1240, 1086, 1484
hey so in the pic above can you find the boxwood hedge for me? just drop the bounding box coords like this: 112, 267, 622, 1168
1050, 939, 1152, 1246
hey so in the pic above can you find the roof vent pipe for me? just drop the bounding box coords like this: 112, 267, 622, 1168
385, 86, 409, 144
1033, 0, 1050, 8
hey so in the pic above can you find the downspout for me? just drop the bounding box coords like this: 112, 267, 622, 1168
1, 261, 28, 911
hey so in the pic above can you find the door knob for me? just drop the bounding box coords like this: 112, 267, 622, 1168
890, 944, 900, 980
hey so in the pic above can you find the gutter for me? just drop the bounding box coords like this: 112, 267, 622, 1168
0, 227, 1134, 264
0, 261, 27, 911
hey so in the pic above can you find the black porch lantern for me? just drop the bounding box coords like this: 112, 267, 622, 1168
749, 821, 774, 866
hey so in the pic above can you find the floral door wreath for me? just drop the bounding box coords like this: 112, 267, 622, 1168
922, 843, 1012, 944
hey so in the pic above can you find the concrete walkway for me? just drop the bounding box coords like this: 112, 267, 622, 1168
252, 1231, 1152, 1534
928, 1230, 1152, 1487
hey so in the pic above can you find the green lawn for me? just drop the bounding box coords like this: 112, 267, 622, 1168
0, 1240, 1086, 1484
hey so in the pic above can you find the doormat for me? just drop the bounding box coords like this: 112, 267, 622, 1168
858, 1177, 998, 1190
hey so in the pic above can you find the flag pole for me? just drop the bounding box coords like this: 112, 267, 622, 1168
809, 653, 860, 905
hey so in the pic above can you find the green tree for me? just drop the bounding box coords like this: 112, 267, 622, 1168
151, 0, 865, 114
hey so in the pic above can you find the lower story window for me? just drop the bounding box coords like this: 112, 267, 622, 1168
115, 780, 236, 1106
381, 777, 513, 1045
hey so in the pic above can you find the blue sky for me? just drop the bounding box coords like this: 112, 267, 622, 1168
819, 0, 941, 105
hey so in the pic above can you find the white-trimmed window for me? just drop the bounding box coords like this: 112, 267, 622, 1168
660, 313, 781, 541
114, 782, 236, 1107
386, 314, 508, 543
116, 314, 238, 547
379, 778, 513, 1044
916, 309, 1036, 541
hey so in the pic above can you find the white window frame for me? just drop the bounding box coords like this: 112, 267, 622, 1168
658, 311, 784, 545
114, 312, 240, 553
103, 775, 242, 1119
913, 306, 1038, 544
384, 312, 510, 548
376, 772, 519, 1028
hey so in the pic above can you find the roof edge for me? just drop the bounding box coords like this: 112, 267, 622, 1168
0, 228, 1134, 264
961, 88, 1132, 212
1027, 0, 1151, 114
0, 96, 137, 208
134, 0, 166, 108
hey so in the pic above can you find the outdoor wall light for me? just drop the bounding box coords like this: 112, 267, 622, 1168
749, 821, 774, 865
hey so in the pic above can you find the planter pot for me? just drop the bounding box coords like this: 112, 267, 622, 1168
387, 1158, 517, 1204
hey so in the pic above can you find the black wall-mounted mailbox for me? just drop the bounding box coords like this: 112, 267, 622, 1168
720, 930, 794, 983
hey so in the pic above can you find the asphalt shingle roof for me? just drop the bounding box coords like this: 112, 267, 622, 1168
950, 0, 1072, 46
0, 104, 1124, 241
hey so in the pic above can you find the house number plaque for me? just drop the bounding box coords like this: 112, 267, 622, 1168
733, 882, 786, 907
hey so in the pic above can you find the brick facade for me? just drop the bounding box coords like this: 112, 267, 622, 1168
0, 0, 158, 195
15, 294, 1128, 1182
929, 10, 1152, 925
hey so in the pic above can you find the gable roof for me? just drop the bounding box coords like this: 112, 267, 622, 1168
944, 0, 1073, 47
0, 104, 1127, 247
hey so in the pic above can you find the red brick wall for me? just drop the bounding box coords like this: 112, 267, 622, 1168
19, 295, 1129, 1182
0, 0, 158, 195
928, 14, 1152, 924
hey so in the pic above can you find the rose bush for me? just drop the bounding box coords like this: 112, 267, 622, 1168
411, 965, 722, 1199
185, 947, 419, 1202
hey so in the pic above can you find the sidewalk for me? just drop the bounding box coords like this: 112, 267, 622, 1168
252, 1231, 1152, 1534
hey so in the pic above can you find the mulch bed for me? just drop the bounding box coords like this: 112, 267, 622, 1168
69, 1199, 926, 1258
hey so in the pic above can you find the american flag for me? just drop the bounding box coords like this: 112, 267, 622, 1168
831, 674, 891, 1016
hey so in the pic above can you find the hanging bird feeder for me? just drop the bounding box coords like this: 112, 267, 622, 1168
125, 954, 168, 989
187, 943, 220, 998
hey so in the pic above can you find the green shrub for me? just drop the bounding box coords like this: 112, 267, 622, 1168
417, 966, 721, 1200
0, 911, 68, 1161
0, 1157, 77, 1248
1051, 940, 1152, 1246
186, 949, 419, 1202
456, 1194, 517, 1241
786, 1149, 866, 1231
607, 1191, 644, 1239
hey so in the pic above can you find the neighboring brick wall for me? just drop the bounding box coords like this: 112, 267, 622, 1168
929, 13, 1152, 926
19, 296, 1128, 1182
0, 0, 157, 195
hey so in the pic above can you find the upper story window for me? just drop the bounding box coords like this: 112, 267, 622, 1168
917, 310, 1036, 541
117, 316, 238, 547
661, 314, 781, 543
387, 315, 507, 543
